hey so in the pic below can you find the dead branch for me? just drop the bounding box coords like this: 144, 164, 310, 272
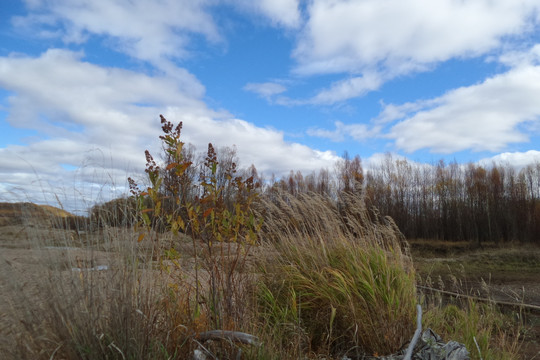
404, 304, 422, 360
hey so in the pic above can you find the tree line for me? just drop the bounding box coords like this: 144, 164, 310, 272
92, 119, 539, 245
271, 153, 540, 245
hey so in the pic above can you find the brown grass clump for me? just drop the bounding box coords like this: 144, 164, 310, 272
255, 189, 417, 358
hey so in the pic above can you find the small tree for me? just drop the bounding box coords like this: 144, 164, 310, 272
128, 115, 262, 331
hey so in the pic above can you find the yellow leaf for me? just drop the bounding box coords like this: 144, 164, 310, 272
177, 216, 185, 231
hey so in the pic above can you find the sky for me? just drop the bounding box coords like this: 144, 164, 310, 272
1, 0, 540, 211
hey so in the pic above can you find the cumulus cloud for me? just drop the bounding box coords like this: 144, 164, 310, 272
478, 150, 540, 169
295, 0, 540, 75
0, 49, 207, 142
385, 51, 540, 153
289, 0, 540, 104
165, 110, 339, 175
14, 0, 220, 69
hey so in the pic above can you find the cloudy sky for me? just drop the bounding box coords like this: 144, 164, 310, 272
1, 0, 540, 210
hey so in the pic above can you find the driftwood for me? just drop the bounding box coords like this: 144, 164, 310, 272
418, 285, 540, 313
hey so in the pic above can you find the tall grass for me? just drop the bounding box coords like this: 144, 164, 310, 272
419, 276, 524, 360
0, 191, 527, 359
0, 200, 197, 359
424, 300, 522, 360
255, 189, 417, 358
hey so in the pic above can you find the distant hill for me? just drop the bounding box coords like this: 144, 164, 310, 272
0, 202, 76, 226
38, 204, 74, 218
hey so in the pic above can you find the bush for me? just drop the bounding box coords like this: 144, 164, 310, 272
89, 196, 138, 228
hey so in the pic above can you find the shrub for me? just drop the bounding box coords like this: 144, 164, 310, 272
128, 115, 263, 336
89, 196, 138, 228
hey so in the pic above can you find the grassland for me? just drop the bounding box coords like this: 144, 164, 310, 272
0, 198, 534, 359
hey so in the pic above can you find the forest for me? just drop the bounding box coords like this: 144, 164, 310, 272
274, 153, 540, 244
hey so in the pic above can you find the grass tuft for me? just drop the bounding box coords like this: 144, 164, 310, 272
256, 190, 417, 358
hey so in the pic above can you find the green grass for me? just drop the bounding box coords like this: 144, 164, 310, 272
258, 235, 417, 358
423, 300, 522, 360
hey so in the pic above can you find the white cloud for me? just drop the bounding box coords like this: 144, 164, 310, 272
287, 0, 540, 104
478, 150, 540, 169
165, 110, 339, 175
244, 82, 287, 99
308, 121, 372, 142
0, 49, 207, 140
15, 0, 220, 65
498, 43, 540, 67
386, 57, 540, 153
374, 100, 435, 125
309, 72, 383, 104
257, 0, 301, 29
0, 50, 339, 207
229, 0, 301, 29
295, 0, 540, 75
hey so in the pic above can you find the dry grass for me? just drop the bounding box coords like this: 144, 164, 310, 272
420, 281, 524, 360
0, 202, 196, 359
255, 190, 417, 358
0, 191, 527, 359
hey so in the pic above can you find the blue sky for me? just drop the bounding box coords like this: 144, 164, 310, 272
1, 0, 540, 208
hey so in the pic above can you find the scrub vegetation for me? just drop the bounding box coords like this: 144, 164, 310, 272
0, 115, 534, 359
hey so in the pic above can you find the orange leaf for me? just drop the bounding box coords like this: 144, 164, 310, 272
166, 162, 179, 170
203, 208, 213, 218
137, 233, 145, 242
